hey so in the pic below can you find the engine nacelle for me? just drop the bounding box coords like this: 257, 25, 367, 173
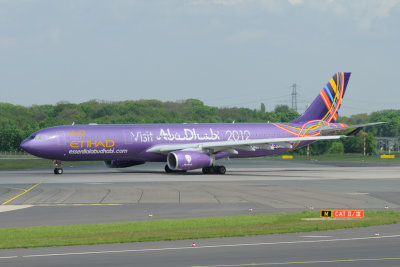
104, 160, 145, 168
167, 151, 213, 171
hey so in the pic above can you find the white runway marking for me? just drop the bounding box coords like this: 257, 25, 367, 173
0, 256, 18, 259
299, 235, 333, 238
0, 205, 32, 213
5, 234, 398, 259
85, 183, 112, 185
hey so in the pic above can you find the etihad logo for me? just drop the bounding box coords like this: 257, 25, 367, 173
70, 140, 115, 149
68, 130, 86, 136
183, 154, 192, 167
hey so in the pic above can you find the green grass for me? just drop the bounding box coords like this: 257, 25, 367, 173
267, 153, 400, 162
1, 153, 398, 171
1, 211, 399, 249
0, 154, 99, 170
0, 158, 54, 170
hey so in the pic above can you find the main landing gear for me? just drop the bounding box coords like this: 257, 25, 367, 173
164, 165, 226, 174
53, 160, 63, 175
164, 165, 187, 173
202, 165, 226, 175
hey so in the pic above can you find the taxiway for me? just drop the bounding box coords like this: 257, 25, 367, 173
1, 159, 400, 266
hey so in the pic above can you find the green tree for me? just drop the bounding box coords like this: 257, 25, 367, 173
0, 126, 25, 151
365, 133, 376, 153
261, 103, 266, 113
0, 98, 388, 153
309, 140, 334, 155
328, 142, 344, 154
274, 105, 290, 113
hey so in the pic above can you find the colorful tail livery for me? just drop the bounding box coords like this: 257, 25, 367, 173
20, 72, 384, 175
291, 72, 351, 123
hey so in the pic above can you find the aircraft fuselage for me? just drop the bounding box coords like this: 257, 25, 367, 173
20, 123, 311, 162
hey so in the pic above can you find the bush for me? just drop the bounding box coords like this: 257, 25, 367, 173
329, 142, 344, 154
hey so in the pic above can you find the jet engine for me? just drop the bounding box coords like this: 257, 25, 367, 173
167, 151, 213, 171
104, 160, 145, 168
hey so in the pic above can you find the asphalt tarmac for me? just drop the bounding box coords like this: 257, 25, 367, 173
0, 224, 399, 266
0, 159, 400, 266
1, 159, 399, 227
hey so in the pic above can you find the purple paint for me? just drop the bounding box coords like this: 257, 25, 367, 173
20, 72, 356, 173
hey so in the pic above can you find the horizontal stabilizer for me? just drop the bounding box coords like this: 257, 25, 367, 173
319, 122, 386, 136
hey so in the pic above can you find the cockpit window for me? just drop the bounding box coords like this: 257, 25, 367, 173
26, 134, 49, 141
36, 135, 47, 140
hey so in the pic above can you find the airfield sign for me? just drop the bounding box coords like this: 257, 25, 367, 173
320, 210, 364, 218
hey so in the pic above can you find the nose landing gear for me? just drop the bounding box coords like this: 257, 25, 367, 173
53, 160, 63, 175
54, 167, 63, 175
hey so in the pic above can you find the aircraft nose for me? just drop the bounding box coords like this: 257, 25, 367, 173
20, 139, 34, 153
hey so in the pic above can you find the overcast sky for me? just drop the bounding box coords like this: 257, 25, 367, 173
1, 0, 399, 116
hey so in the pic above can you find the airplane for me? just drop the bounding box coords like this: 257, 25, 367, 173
20, 72, 383, 175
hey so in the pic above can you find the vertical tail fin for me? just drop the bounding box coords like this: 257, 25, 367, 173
291, 72, 351, 123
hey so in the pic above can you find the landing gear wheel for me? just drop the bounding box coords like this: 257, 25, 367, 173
54, 167, 63, 175
210, 166, 216, 174
165, 164, 172, 173
217, 166, 226, 174
165, 165, 186, 173
53, 160, 63, 175
202, 165, 226, 175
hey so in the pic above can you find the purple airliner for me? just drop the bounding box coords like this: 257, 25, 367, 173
20, 72, 382, 174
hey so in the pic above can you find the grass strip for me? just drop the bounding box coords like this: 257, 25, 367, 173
0, 157, 100, 170
266, 153, 400, 162
1, 153, 398, 170
1, 211, 400, 249
0, 158, 55, 170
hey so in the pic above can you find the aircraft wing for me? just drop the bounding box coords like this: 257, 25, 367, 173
146, 135, 344, 154
319, 122, 386, 136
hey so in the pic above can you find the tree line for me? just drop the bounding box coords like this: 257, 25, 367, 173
0, 99, 398, 155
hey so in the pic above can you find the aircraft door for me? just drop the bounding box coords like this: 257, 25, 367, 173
123, 130, 135, 144
56, 131, 67, 146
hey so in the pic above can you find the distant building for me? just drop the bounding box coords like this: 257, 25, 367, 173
375, 137, 399, 153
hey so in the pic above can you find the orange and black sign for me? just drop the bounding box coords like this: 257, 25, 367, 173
320, 210, 332, 217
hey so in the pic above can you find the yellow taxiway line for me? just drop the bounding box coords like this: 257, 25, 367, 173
194, 257, 400, 266
1, 182, 42, 205
35, 204, 122, 206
